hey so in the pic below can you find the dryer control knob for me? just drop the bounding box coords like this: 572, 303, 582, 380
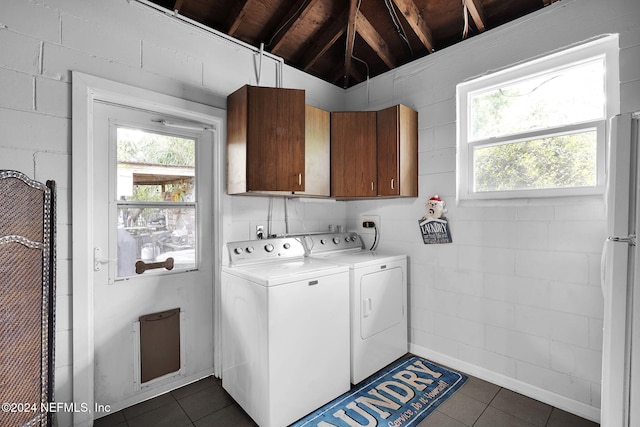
283, 243, 291, 249
265, 244, 275, 252
332, 237, 340, 244
320, 239, 326, 244
234, 247, 244, 255
246, 246, 254, 253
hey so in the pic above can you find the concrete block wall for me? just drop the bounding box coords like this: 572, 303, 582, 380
345, 0, 640, 422
1, 0, 638, 424
0, 1, 344, 426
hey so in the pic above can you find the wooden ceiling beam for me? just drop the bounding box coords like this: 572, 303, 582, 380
301, 10, 348, 72
349, 61, 365, 82
355, 11, 396, 69
172, 0, 185, 13
270, 0, 321, 55
390, 0, 435, 52
330, 64, 364, 86
465, 0, 486, 33
225, 0, 253, 36
343, 0, 359, 88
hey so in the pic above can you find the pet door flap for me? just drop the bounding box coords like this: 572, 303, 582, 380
139, 308, 180, 383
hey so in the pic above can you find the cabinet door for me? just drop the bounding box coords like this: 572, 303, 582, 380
377, 105, 418, 197
331, 111, 377, 197
295, 105, 330, 197
246, 86, 305, 192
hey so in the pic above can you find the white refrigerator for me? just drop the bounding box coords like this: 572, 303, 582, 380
601, 112, 639, 427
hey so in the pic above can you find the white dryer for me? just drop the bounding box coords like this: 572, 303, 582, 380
304, 232, 408, 384
221, 237, 350, 427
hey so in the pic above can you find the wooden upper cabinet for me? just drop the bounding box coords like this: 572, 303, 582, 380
331, 111, 377, 198
227, 85, 305, 194
299, 105, 330, 197
377, 105, 418, 197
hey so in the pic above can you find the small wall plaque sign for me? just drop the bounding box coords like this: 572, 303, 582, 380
418, 195, 452, 244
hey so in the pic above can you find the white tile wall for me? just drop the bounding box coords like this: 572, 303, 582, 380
550, 341, 603, 383
486, 325, 551, 368
515, 250, 590, 284
0, 30, 41, 73
142, 41, 203, 85
458, 343, 518, 378
0, 148, 35, 175
0, 1, 345, 426
516, 361, 594, 405
35, 77, 71, 117
1, 0, 639, 424
483, 273, 549, 308
346, 0, 640, 419
0, 109, 70, 152
0, 68, 34, 110
61, 14, 141, 67
1, 0, 60, 43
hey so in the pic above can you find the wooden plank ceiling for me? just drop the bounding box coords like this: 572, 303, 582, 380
147, 0, 557, 88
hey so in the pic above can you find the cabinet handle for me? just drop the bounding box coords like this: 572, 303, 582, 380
371, 181, 374, 191
298, 173, 302, 186
391, 178, 395, 190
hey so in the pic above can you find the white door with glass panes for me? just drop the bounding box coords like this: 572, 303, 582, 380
92, 102, 214, 412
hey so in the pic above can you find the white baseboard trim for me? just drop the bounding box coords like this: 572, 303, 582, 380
409, 343, 601, 423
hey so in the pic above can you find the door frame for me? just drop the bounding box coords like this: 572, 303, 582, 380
71, 72, 225, 426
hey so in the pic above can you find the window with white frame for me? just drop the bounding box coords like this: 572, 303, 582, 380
456, 35, 619, 200
115, 126, 198, 279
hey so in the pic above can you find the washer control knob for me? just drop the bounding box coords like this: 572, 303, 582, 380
246, 246, 254, 254
265, 243, 275, 253
283, 242, 291, 249
234, 247, 244, 255
333, 237, 340, 244
320, 239, 326, 245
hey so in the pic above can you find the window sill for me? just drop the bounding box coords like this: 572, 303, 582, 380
455, 192, 606, 207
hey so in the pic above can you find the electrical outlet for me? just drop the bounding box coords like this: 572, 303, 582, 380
360, 215, 380, 235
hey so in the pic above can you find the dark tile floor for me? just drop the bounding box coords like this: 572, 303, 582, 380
94, 364, 599, 427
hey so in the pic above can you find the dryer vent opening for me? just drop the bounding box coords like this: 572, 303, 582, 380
139, 308, 181, 383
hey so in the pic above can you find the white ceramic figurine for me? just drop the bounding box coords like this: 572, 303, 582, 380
421, 195, 447, 221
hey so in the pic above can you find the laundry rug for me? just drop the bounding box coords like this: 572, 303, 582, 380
290, 356, 467, 427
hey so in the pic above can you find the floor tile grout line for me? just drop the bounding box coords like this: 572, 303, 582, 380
174, 389, 241, 424
482, 387, 554, 427
99, 375, 598, 427
120, 390, 183, 424
175, 394, 196, 424
470, 386, 503, 427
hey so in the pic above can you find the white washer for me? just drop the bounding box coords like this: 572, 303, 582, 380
221, 237, 350, 427
304, 232, 408, 384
